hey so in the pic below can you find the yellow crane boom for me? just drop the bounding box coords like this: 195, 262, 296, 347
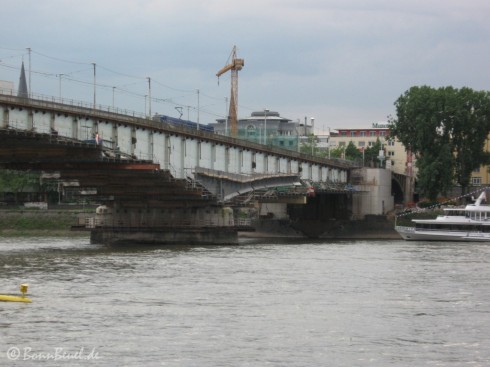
216, 46, 244, 137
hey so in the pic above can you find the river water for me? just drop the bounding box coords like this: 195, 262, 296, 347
1, 236, 489, 366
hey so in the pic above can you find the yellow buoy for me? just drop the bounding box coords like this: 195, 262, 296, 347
0, 283, 32, 303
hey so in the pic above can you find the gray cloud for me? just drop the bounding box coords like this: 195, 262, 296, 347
1, 0, 489, 129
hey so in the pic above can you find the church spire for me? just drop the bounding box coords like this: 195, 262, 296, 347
18, 61, 28, 98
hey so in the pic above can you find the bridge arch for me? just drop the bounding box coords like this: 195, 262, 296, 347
392, 172, 415, 206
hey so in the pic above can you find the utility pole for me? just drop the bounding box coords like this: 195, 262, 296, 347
197, 89, 200, 130
26, 47, 31, 97
92, 63, 96, 109
58, 74, 64, 99
147, 77, 151, 117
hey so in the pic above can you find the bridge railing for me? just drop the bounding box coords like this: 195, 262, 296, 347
0, 88, 146, 120
0, 92, 357, 170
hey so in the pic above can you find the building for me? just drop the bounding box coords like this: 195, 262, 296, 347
330, 122, 415, 176
211, 111, 313, 152
331, 123, 490, 189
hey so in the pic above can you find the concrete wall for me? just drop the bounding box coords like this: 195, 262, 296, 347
93, 205, 235, 228
258, 202, 288, 220
352, 168, 394, 219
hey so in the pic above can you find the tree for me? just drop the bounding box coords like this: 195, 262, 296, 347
390, 86, 490, 199
449, 87, 490, 194
299, 134, 318, 156
415, 144, 454, 200
0, 170, 40, 204
327, 146, 344, 159
345, 141, 362, 161
363, 138, 383, 167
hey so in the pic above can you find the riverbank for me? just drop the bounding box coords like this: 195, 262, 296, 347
0, 209, 400, 240
0, 209, 90, 237
0, 229, 89, 237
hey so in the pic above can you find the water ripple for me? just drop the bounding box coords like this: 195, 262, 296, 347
1, 238, 490, 366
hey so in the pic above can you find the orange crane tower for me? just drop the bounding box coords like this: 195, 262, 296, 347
216, 46, 244, 137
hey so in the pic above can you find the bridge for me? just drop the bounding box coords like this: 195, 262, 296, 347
0, 93, 358, 244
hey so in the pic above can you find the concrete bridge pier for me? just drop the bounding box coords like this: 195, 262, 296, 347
90, 226, 238, 246
87, 203, 241, 245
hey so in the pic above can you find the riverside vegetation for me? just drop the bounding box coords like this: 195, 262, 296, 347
0, 209, 90, 236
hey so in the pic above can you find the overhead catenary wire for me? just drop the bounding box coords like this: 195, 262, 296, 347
0, 58, 230, 120
0, 47, 261, 121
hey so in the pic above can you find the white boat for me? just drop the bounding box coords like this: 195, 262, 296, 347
395, 191, 490, 241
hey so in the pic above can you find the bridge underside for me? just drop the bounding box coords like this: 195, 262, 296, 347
194, 167, 303, 203
0, 128, 213, 208
0, 128, 246, 244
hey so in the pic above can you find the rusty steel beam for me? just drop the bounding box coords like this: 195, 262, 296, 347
0, 127, 214, 207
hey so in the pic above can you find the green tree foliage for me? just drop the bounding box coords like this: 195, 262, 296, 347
390, 86, 490, 199
299, 134, 317, 156
363, 138, 383, 167
327, 146, 343, 159
0, 169, 40, 204
345, 141, 362, 161
415, 144, 454, 200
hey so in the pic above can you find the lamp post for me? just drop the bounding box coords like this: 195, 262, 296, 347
197, 89, 200, 130
263, 109, 269, 145
58, 74, 64, 99
294, 125, 300, 152
147, 77, 152, 117
327, 127, 331, 159
92, 63, 96, 109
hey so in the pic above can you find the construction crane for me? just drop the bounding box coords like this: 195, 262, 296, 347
216, 46, 244, 137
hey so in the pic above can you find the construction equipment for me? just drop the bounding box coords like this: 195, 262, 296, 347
216, 46, 244, 137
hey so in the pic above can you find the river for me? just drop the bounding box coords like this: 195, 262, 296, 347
1, 236, 489, 366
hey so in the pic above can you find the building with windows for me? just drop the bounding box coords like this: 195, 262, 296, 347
470, 138, 490, 187
211, 111, 313, 152
330, 123, 490, 196
329, 122, 415, 176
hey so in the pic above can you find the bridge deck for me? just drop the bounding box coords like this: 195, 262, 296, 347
0, 94, 355, 170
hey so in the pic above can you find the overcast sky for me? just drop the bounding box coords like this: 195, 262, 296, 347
1, 0, 489, 132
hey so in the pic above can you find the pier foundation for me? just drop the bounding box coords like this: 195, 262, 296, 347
90, 227, 238, 245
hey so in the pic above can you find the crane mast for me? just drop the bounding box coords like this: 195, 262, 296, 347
216, 46, 244, 137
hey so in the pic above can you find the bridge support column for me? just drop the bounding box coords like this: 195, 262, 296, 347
72, 117, 78, 140
404, 175, 415, 205
50, 112, 56, 133
88, 204, 241, 245
2, 108, 8, 128
27, 111, 33, 130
